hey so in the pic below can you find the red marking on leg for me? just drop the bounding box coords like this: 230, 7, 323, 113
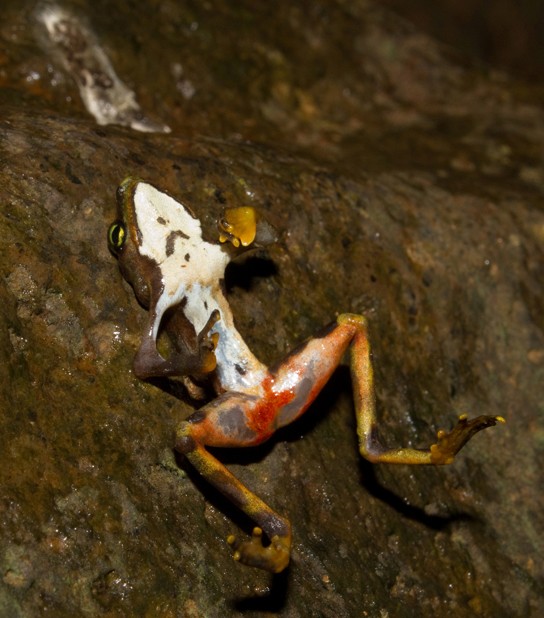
246, 374, 297, 442
188, 319, 360, 449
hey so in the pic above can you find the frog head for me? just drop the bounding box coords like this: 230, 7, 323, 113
108, 177, 222, 379
108, 177, 275, 381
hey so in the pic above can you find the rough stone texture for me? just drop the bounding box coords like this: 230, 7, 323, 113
0, 1, 543, 617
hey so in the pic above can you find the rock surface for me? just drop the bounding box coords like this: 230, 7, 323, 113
0, 1, 543, 616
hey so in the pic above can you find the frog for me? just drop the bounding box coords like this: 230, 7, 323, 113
108, 177, 504, 574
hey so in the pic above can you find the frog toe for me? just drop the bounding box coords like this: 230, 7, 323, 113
227, 527, 290, 573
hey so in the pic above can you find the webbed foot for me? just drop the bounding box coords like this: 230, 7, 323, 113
430, 414, 506, 464
227, 527, 291, 573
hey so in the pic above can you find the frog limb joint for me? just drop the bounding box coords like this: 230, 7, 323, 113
108, 178, 504, 574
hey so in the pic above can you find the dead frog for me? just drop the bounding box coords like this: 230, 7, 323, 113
108, 177, 504, 574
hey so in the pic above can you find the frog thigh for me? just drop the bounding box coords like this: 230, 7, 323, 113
184, 391, 265, 448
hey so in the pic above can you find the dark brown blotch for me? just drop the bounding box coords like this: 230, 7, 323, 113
165, 229, 190, 257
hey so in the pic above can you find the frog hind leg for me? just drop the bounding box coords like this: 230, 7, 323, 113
175, 401, 292, 574
173, 313, 504, 573
338, 313, 505, 465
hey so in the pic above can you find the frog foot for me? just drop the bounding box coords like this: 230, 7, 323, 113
218, 207, 257, 247
430, 414, 506, 464
227, 527, 291, 573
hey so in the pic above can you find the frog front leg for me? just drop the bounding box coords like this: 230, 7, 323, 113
175, 313, 503, 573
133, 306, 220, 380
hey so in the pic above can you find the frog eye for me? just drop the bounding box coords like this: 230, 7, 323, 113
108, 220, 126, 254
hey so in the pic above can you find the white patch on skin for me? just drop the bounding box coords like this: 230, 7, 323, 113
134, 183, 226, 288
133, 182, 267, 392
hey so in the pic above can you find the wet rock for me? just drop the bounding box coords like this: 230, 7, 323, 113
0, 1, 542, 616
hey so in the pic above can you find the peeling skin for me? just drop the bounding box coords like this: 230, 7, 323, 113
110, 179, 504, 574
39, 6, 170, 133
